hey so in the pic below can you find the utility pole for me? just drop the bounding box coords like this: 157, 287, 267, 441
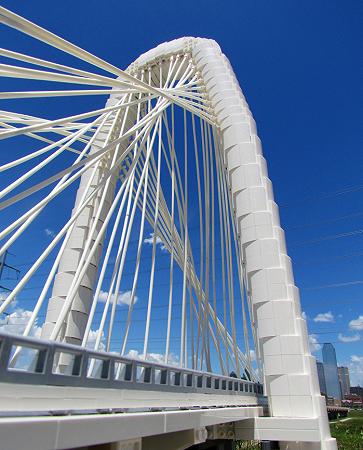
0, 251, 20, 323
0, 251, 20, 292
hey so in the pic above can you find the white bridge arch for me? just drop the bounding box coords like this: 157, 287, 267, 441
0, 6, 335, 450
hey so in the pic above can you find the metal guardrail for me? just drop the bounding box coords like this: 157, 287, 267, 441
0, 332, 263, 396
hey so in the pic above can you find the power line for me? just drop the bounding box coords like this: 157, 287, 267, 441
295, 249, 363, 266
287, 210, 363, 231
280, 182, 363, 208
301, 298, 361, 306
14, 223, 363, 272
310, 341, 360, 346
0, 251, 20, 294
307, 330, 353, 335
15, 277, 363, 294
302, 280, 363, 291
290, 228, 363, 247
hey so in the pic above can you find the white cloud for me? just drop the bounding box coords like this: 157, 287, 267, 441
84, 329, 106, 377
249, 349, 256, 361
86, 328, 105, 351
44, 228, 55, 238
98, 289, 137, 307
0, 292, 18, 309
338, 333, 360, 343
349, 315, 363, 331
143, 232, 166, 251
302, 311, 308, 320
126, 349, 179, 366
0, 308, 41, 338
313, 311, 334, 323
0, 308, 42, 371
126, 349, 141, 359
348, 355, 363, 386
309, 334, 322, 353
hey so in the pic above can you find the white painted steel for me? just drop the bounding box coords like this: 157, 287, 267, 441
0, 382, 260, 412
191, 38, 335, 450
123, 37, 336, 449
1, 37, 255, 377
0, 6, 336, 448
0, 406, 263, 450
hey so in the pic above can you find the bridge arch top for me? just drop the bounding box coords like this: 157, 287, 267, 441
122, 37, 247, 136
126, 37, 221, 73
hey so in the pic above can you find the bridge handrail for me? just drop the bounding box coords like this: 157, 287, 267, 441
0, 332, 263, 396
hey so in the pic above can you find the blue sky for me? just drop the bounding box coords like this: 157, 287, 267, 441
0, 1, 362, 383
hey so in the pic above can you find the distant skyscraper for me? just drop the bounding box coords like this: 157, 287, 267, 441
317, 361, 327, 395
338, 366, 351, 398
322, 343, 341, 400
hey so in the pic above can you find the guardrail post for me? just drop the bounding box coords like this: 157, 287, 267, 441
0, 335, 12, 376
34, 347, 48, 374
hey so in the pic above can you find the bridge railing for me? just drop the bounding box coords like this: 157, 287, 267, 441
0, 332, 263, 396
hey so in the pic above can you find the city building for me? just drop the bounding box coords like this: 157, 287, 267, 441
342, 394, 363, 408
316, 361, 327, 396
337, 366, 350, 398
350, 386, 363, 397
322, 343, 341, 400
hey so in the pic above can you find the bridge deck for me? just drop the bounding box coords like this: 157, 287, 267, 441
0, 333, 266, 448
0, 406, 263, 450
0, 382, 262, 413
0, 333, 327, 449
